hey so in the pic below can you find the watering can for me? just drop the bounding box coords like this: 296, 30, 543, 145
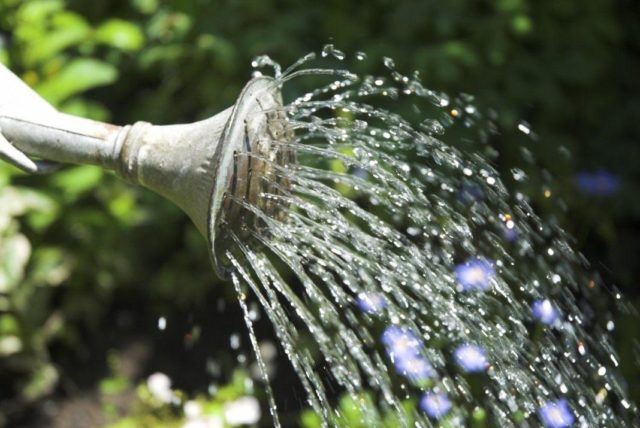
0, 64, 293, 275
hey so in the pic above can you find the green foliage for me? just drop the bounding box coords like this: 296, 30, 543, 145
0, 0, 638, 425
300, 394, 417, 428
35, 58, 117, 104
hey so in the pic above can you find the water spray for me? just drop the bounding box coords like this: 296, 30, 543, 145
2, 57, 637, 426
0, 64, 293, 275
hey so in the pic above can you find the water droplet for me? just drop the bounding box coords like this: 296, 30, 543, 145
321, 44, 345, 60
606, 320, 615, 331
230, 333, 241, 349
251, 55, 282, 78
517, 121, 531, 135
383, 56, 396, 69
209, 52, 635, 426
419, 119, 445, 135
355, 51, 367, 61
511, 168, 527, 182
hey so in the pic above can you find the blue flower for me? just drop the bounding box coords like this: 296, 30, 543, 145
381, 325, 422, 359
393, 354, 435, 382
420, 392, 452, 419
454, 258, 495, 291
458, 183, 484, 205
532, 299, 559, 325
453, 344, 488, 373
575, 170, 620, 196
502, 226, 518, 242
538, 399, 575, 428
356, 292, 386, 314
382, 326, 435, 382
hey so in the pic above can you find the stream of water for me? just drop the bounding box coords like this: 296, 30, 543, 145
215, 48, 637, 427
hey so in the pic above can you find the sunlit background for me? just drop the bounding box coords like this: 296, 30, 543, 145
0, 0, 638, 426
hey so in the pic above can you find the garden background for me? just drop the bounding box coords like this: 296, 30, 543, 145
0, 0, 638, 426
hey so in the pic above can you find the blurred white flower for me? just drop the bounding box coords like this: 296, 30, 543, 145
259, 341, 277, 362
147, 372, 175, 403
224, 396, 261, 426
182, 416, 223, 428
184, 400, 202, 419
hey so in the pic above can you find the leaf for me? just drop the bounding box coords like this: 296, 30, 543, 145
94, 19, 144, 51
30, 247, 70, 286
23, 12, 91, 66
0, 48, 8, 66
51, 165, 103, 200
0, 336, 22, 356
0, 233, 31, 293
0, 314, 19, 335
100, 376, 130, 395
300, 410, 322, 428
35, 58, 118, 105
60, 97, 111, 122
16, 0, 64, 24
22, 363, 59, 400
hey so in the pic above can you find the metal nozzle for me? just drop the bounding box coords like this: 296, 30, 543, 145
0, 64, 293, 277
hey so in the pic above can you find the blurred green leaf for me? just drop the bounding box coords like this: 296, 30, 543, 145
100, 376, 130, 395
511, 14, 533, 35
30, 247, 70, 286
60, 97, 111, 121
51, 165, 104, 200
0, 314, 19, 335
0, 48, 8, 65
16, 0, 64, 24
22, 363, 59, 400
131, 0, 159, 15
23, 12, 90, 66
0, 233, 30, 293
94, 19, 144, 51
300, 409, 322, 428
36, 58, 118, 104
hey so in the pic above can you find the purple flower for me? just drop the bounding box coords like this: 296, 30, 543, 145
382, 326, 434, 382
356, 292, 386, 314
575, 170, 619, 196
393, 354, 435, 383
538, 399, 575, 428
532, 299, 559, 325
502, 226, 518, 242
453, 344, 488, 373
420, 392, 452, 419
454, 258, 495, 291
381, 325, 422, 359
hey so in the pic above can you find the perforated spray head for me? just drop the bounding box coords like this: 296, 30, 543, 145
207, 77, 294, 274
0, 64, 293, 277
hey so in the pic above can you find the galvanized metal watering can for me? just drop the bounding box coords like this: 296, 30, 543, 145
0, 64, 292, 275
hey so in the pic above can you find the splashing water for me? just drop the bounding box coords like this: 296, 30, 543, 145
216, 49, 637, 426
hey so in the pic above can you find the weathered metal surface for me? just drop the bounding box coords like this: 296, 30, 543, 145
0, 64, 291, 278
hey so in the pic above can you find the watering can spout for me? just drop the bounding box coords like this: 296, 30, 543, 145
0, 64, 292, 274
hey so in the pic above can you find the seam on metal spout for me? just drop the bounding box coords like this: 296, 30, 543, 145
115, 121, 151, 184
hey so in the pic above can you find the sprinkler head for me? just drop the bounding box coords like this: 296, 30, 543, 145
0, 64, 293, 277
208, 77, 295, 274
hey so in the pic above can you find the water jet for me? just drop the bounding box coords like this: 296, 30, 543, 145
1, 53, 637, 426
